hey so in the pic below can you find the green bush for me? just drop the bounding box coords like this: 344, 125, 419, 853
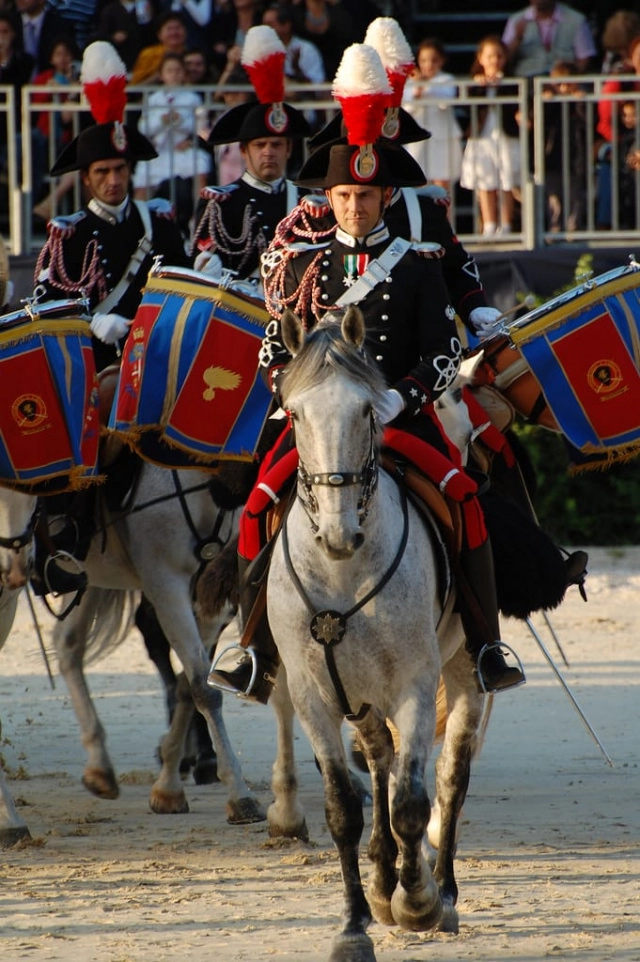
512, 422, 640, 546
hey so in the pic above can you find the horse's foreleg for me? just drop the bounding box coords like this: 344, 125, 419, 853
53, 589, 119, 800
353, 712, 397, 927
431, 649, 485, 934
388, 694, 442, 932
143, 586, 264, 822
0, 765, 31, 847
267, 667, 307, 840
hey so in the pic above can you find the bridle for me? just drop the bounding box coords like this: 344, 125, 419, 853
293, 410, 379, 533
0, 503, 41, 555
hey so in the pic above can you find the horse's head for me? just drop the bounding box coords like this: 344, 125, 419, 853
0, 488, 39, 590
280, 307, 386, 560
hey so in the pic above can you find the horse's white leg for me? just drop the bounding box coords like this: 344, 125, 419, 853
431, 643, 485, 934
267, 666, 308, 840
142, 581, 264, 822
352, 711, 397, 927
387, 686, 442, 932
0, 758, 31, 847
53, 588, 120, 799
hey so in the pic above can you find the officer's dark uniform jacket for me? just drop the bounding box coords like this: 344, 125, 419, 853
192, 171, 302, 279
386, 187, 487, 327
35, 197, 190, 371
260, 222, 462, 435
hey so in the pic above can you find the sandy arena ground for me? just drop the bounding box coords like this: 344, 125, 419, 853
1, 545, 639, 962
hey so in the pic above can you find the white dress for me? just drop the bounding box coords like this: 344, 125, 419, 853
460, 88, 521, 192
133, 87, 211, 189
404, 70, 463, 182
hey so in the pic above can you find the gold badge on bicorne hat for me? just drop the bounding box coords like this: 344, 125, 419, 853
242, 26, 290, 135
364, 18, 415, 141
332, 44, 391, 182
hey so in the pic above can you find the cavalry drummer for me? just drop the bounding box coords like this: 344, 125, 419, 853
191, 25, 309, 285
34, 41, 190, 374
208, 44, 526, 703
31, 41, 190, 596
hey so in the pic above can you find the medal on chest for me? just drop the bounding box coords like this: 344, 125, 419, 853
343, 253, 369, 288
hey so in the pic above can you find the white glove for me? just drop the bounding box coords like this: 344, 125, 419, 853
375, 389, 405, 425
90, 312, 132, 345
469, 306, 503, 339
194, 250, 223, 280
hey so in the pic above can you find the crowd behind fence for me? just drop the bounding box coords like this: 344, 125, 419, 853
3, 76, 640, 257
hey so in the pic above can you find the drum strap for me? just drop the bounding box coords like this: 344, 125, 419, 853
400, 187, 422, 241
95, 201, 154, 315
335, 237, 412, 307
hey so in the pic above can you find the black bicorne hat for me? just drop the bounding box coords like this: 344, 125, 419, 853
50, 41, 156, 175
308, 107, 431, 153
296, 140, 427, 189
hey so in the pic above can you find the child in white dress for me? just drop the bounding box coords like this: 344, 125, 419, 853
460, 35, 521, 236
133, 53, 211, 200
404, 38, 462, 192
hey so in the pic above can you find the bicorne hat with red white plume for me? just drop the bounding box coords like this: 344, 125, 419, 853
207, 25, 309, 146
296, 44, 426, 189
50, 41, 157, 175
364, 17, 415, 139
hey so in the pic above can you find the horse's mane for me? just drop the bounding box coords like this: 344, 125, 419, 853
280, 316, 387, 409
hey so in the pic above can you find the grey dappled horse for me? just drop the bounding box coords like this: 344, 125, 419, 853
264, 309, 485, 961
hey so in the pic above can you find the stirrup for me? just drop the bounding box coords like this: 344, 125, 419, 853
476, 642, 526, 695
207, 644, 277, 704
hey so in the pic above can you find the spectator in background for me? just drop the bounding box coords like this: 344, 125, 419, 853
210, 62, 252, 184
210, 0, 263, 73
262, 3, 323, 87
95, 0, 156, 72
47, 0, 99, 52
16, 0, 73, 78
184, 46, 218, 84
619, 99, 640, 229
541, 60, 587, 233
130, 10, 187, 84
404, 37, 462, 195
32, 35, 80, 221
161, 0, 213, 52
502, 1, 596, 78
133, 51, 211, 234
459, 35, 521, 237
600, 9, 640, 75
291, 0, 356, 79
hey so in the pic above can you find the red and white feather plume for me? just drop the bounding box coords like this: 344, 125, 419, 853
80, 41, 128, 125
332, 44, 391, 146
364, 18, 415, 108
241, 25, 286, 105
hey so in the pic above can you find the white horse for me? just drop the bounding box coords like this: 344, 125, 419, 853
263, 308, 485, 961
46, 454, 267, 821
0, 487, 38, 846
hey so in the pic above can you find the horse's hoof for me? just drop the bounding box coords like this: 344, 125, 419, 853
367, 889, 395, 927
192, 755, 219, 785
149, 788, 189, 814
82, 768, 119, 800
226, 796, 266, 824
0, 825, 32, 848
391, 879, 442, 932
268, 818, 309, 842
329, 932, 376, 962
437, 896, 459, 935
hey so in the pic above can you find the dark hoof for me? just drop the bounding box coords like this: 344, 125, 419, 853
192, 754, 219, 785
226, 796, 266, 824
82, 769, 120, 800
329, 933, 376, 962
0, 825, 32, 848
268, 819, 309, 842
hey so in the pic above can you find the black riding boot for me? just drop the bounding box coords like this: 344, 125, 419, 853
207, 550, 279, 704
458, 540, 526, 694
31, 495, 91, 597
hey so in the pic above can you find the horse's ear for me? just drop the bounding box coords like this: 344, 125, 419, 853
341, 306, 365, 348
281, 309, 305, 356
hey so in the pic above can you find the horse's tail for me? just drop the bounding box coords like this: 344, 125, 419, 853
195, 535, 240, 619
389, 682, 494, 756
83, 589, 138, 665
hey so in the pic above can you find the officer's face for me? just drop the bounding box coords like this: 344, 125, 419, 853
326, 185, 393, 238
82, 159, 131, 206
241, 138, 292, 182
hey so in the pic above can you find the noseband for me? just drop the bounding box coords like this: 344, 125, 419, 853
0, 503, 41, 553
294, 412, 379, 531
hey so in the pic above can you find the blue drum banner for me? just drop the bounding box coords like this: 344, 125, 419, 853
0, 314, 100, 492
110, 272, 272, 465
